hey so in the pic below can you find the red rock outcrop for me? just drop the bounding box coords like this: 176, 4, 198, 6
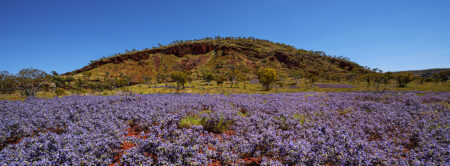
64, 43, 216, 75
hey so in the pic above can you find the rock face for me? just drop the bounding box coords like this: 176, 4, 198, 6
163, 43, 215, 57
65, 43, 216, 75
64, 39, 366, 76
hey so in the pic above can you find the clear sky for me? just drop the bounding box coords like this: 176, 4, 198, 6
1, 0, 449, 74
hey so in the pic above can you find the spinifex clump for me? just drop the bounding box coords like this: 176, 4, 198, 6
0, 92, 448, 165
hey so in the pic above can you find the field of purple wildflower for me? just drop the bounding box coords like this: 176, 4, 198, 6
0, 92, 448, 165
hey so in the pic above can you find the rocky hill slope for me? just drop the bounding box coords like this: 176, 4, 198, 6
65, 37, 371, 82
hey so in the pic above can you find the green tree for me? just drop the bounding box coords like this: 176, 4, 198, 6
170, 71, 188, 89
156, 72, 165, 84
257, 68, 278, 91
75, 78, 84, 91
395, 72, 414, 87
433, 70, 449, 82
202, 72, 215, 85
64, 76, 75, 89
143, 75, 152, 85
17, 68, 48, 96
49, 74, 66, 92
304, 72, 318, 90
51, 71, 59, 76
291, 70, 304, 85
116, 77, 130, 87
362, 74, 373, 87
276, 72, 287, 88
0, 71, 17, 94
185, 71, 193, 88
227, 69, 241, 88
380, 72, 394, 91
215, 75, 226, 87
238, 73, 250, 89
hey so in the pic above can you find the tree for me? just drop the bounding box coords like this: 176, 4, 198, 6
380, 72, 394, 92
346, 73, 357, 84
64, 76, 75, 89
143, 75, 152, 86
362, 74, 373, 87
395, 72, 414, 87
433, 70, 449, 82
17, 68, 48, 97
75, 78, 84, 91
185, 71, 193, 88
227, 69, 241, 88
116, 77, 130, 87
0, 71, 17, 94
276, 72, 287, 88
318, 70, 329, 82
257, 68, 278, 91
290, 70, 304, 85
238, 73, 250, 89
170, 71, 188, 89
304, 72, 318, 90
51, 71, 59, 76
215, 75, 226, 87
202, 72, 215, 85
156, 72, 165, 84
49, 74, 66, 92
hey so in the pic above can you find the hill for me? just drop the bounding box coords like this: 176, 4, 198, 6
394, 68, 450, 78
64, 37, 371, 83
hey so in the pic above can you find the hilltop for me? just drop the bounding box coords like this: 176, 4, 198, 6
64, 37, 370, 83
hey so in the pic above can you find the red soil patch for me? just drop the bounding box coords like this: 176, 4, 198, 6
209, 159, 222, 166
110, 122, 150, 166
237, 157, 263, 165
224, 130, 236, 136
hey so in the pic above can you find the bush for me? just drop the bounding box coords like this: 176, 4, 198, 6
257, 68, 278, 91
395, 72, 414, 87
55, 88, 67, 96
178, 115, 233, 134
201, 117, 233, 134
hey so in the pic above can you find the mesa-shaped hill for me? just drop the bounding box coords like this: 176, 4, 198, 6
64, 37, 371, 82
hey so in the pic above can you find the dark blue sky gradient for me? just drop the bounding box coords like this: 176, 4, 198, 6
1, 0, 449, 74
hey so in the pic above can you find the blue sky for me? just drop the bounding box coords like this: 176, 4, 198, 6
0, 0, 449, 74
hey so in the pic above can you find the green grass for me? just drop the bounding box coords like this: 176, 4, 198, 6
293, 114, 308, 126
115, 79, 449, 95
1, 79, 448, 101
179, 116, 203, 129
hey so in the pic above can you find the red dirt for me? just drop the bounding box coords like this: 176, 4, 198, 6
209, 159, 222, 166
224, 130, 236, 136
237, 157, 263, 165
110, 122, 149, 166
